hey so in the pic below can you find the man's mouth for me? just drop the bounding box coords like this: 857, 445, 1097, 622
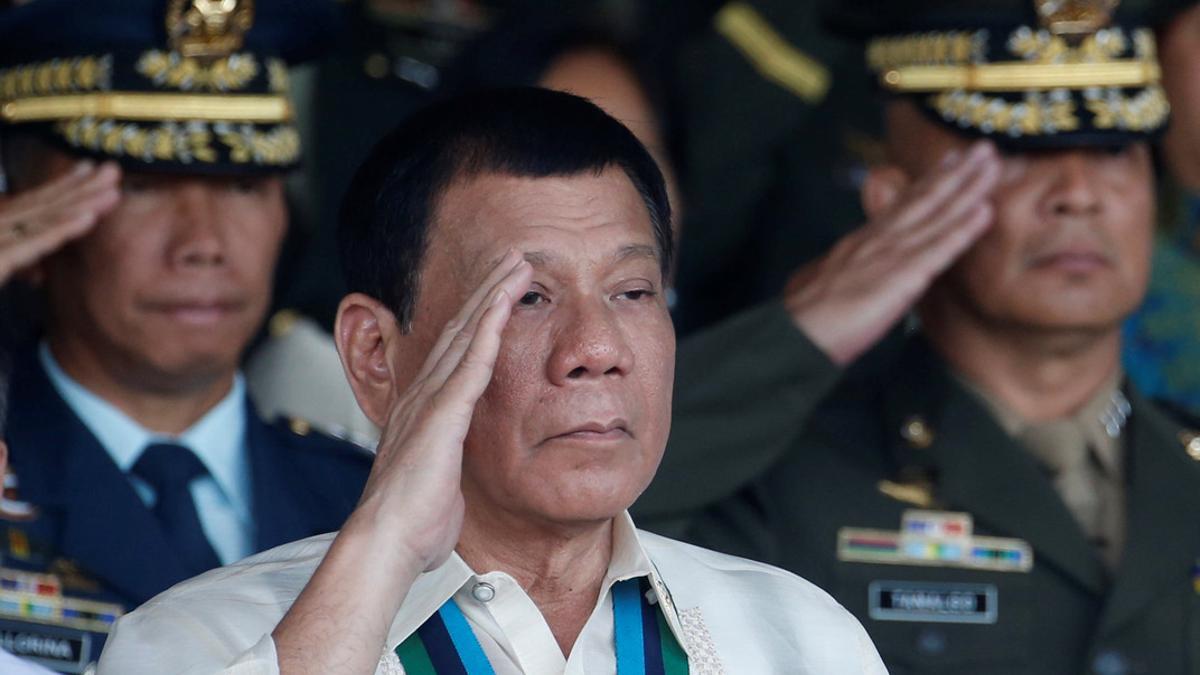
546, 420, 632, 444
1029, 249, 1112, 274
145, 300, 244, 325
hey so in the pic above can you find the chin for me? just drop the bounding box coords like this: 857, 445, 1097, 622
140, 349, 241, 387
526, 475, 644, 525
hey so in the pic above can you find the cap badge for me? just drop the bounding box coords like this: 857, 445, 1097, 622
167, 0, 256, 59
1035, 0, 1119, 39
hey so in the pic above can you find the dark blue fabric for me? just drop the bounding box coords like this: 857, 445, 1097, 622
131, 443, 222, 578
0, 0, 343, 65
640, 578, 666, 675
416, 609, 470, 675
1, 348, 373, 611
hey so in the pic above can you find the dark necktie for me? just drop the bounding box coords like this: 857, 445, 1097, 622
131, 443, 222, 577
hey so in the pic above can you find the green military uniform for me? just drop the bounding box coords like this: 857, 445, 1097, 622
688, 337, 1200, 674
658, 0, 880, 335
670, 1, 1199, 672
633, 302, 842, 536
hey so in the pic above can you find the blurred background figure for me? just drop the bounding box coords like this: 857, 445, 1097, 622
0, 351, 56, 675
1121, 0, 1200, 415
682, 0, 1200, 672
0, 1, 371, 669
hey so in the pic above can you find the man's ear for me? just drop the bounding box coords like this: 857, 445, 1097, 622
0, 440, 8, 478
334, 293, 404, 429
861, 164, 911, 220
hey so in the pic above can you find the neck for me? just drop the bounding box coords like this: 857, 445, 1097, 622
456, 504, 614, 657
921, 304, 1122, 423
46, 337, 234, 435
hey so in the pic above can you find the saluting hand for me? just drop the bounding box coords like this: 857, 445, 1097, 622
353, 250, 533, 571
785, 140, 1001, 366
274, 251, 533, 675
0, 161, 120, 284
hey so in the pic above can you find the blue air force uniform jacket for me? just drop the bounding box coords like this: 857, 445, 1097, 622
0, 352, 372, 672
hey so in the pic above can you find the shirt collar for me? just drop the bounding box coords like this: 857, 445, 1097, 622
38, 342, 252, 518
956, 366, 1126, 478
384, 511, 670, 648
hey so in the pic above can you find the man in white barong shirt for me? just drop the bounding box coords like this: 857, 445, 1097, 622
97, 88, 886, 675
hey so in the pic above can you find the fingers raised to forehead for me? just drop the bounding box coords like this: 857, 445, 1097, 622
421, 259, 532, 391
2, 162, 121, 225
892, 141, 999, 230
413, 249, 526, 383
436, 285, 521, 420
900, 157, 1001, 251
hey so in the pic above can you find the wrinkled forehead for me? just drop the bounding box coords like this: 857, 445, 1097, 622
428, 169, 661, 286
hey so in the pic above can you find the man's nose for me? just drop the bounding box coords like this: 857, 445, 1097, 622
547, 301, 635, 385
168, 182, 226, 269
1045, 152, 1102, 218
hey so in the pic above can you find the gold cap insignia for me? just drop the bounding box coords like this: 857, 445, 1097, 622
167, 0, 256, 59
1035, 0, 1119, 38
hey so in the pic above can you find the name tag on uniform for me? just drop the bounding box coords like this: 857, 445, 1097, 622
0, 619, 91, 673
868, 580, 998, 624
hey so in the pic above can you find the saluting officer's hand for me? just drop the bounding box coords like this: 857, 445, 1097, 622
0, 161, 120, 284
351, 250, 533, 572
785, 140, 1001, 366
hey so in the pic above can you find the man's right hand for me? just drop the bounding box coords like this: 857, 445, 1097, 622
349, 250, 534, 572
785, 141, 1001, 366
273, 251, 532, 675
0, 161, 120, 284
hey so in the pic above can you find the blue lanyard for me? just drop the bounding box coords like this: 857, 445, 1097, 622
394, 577, 687, 675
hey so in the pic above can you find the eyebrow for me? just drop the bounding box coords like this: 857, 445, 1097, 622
522, 244, 660, 268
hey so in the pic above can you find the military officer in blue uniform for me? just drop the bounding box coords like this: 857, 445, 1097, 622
0, 1, 372, 671
684, 1, 1200, 673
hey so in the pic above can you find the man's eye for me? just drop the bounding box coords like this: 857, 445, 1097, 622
230, 179, 264, 194
121, 178, 152, 194
619, 289, 656, 301
519, 291, 547, 306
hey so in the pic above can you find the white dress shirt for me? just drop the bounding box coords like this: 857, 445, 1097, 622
39, 344, 255, 564
97, 513, 884, 674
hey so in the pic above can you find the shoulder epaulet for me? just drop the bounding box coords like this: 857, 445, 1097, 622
1179, 429, 1200, 463
268, 309, 301, 338
277, 416, 376, 455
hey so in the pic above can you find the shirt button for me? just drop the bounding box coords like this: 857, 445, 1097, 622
471, 582, 496, 603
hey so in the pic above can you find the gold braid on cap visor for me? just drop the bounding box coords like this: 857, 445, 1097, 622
867, 26, 1161, 92
865, 26, 1169, 136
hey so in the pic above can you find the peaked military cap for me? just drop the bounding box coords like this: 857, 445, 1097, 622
0, 0, 341, 173
825, 0, 1169, 148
